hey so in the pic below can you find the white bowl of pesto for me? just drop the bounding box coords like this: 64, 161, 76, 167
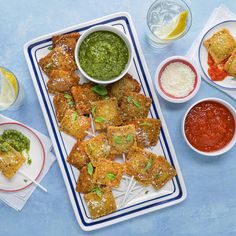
75, 25, 133, 84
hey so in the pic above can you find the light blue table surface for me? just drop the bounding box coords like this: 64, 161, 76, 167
1, 0, 236, 235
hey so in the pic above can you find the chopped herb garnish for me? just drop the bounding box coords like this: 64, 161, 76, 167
91, 85, 108, 96
91, 106, 96, 115
127, 96, 142, 109
92, 186, 103, 198
24, 179, 28, 183
156, 171, 162, 179
48, 46, 53, 50
87, 162, 93, 176
145, 190, 149, 194
140, 122, 151, 126
106, 173, 116, 180
67, 101, 74, 106
133, 99, 142, 109
71, 111, 78, 123
64, 94, 72, 99
144, 159, 153, 171
95, 116, 107, 123
114, 135, 122, 144
126, 134, 133, 142
44, 63, 53, 70
127, 96, 132, 102
231, 77, 236, 81
101, 95, 109, 100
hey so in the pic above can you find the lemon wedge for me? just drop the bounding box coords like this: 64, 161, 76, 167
0, 67, 18, 108
158, 11, 188, 40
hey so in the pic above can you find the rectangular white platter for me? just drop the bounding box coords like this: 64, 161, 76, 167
23, 12, 187, 231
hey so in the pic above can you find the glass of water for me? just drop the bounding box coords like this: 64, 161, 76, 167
0, 67, 24, 111
146, 0, 192, 48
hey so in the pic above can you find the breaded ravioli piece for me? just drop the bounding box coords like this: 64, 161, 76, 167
203, 29, 236, 64
0, 143, 26, 179
126, 147, 176, 189
52, 32, 80, 55
71, 83, 101, 115
84, 133, 114, 166
125, 147, 154, 186
75, 164, 96, 193
120, 92, 152, 122
93, 159, 123, 187
47, 70, 79, 94
84, 187, 117, 219
53, 93, 75, 123
127, 118, 161, 148
91, 97, 122, 130
67, 140, 89, 170
108, 74, 141, 102
39, 47, 77, 76
60, 109, 90, 140
224, 48, 236, 77
107, 125, 137, 155
149, 155, 176, 190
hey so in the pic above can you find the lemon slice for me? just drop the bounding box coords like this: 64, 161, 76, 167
0, 67, 18, 108
158, 11, 188, 40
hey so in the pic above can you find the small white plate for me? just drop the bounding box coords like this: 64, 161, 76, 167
0, 122, 45, 192
198, 20, 236, 90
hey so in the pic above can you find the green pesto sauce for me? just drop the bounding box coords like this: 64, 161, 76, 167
78, 31, 129, 81
0, 129, 30, 153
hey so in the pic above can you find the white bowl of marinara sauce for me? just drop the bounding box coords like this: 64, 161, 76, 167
155, 56, 201, 103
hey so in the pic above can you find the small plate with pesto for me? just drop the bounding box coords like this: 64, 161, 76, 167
0, 122, 45, 192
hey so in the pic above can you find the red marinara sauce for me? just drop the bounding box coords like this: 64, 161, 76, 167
184, 101, 235, 152
208, 54, 228, 81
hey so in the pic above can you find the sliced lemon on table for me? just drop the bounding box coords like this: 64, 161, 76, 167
0, 67, 18, 108
158, 10, 189, 40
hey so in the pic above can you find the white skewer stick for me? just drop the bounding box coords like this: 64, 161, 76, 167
120, 176, 134, 208
85, 130, 96, 137
19, 170, 47, 193
125, 187, 145, 206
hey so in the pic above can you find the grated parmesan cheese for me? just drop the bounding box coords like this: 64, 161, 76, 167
160, 62, 195, 98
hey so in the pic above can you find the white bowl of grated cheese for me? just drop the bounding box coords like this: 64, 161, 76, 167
155, 56, 201, 103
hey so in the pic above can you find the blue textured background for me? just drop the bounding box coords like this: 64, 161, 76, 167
0, 0, 236, 235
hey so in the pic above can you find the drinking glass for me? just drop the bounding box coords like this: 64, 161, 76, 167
146, 0, 192, 48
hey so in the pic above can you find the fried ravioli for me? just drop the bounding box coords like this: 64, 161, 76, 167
203, 29, 236, 64
53, 93, 75, 123
0, 143, 26, 179
60, 109, 90, 140
67, 140, 89, 170
93, 159, 123, 187
39, 47, 77, 76
52, 32, 80, 56
107, 125, 137, 155
120, 92, 152, 122
47, 70, 79, 94
84, 133, 114, 166
91, 97, 122, 130
224, 48, 236, 77
71, 83, 101, 115
108, 74, 141, 102
84, 187, 117, 219
75, 165, 96, 193
127, 118, 161, 148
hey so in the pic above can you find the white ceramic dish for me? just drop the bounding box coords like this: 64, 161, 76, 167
182, 97, 236, 156
198, 20, 236, 90
24, 12, 186, 231
75, 25, 133, 85
0, 122, 45, 192
155, 56, 201, 103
